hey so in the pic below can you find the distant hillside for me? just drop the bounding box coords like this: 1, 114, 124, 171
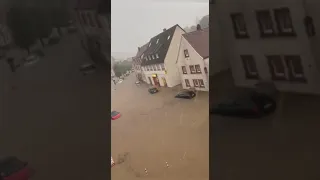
184, 14, 209, 32
111, 52, 135, 61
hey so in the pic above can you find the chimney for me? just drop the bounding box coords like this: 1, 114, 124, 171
163, 28, 166, 32
196, 24, 201, 30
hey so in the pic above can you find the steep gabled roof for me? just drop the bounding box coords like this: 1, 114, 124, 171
183, 27, 209, 59
141, 24, 183, 66
135, 43, 149, 58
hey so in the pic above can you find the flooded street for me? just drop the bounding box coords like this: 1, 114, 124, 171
111, 74, 209, 179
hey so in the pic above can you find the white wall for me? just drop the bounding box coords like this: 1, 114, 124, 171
212, 0, 320, 94
164, 26, 185, 87
177, 36, 209, 91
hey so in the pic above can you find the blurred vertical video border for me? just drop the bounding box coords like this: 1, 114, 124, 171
0, 0, 111, 180
111, 0, 209, 179
210, 0, 320, 180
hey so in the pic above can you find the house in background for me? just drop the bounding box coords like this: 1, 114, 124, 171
212, 1, 320, 94
141, 24, 185, 87
177, 25, 210, 91
133, 43, 148, 81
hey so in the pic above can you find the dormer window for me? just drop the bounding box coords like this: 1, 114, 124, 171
184, 49, 189, 58
152, 55, 155, 59
167, 35, 171, 40
156, 39, 159, 44
156, 54, 159, 58
149, 42, 152, 47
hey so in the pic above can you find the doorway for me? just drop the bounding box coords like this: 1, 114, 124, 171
162, 77, 167, 87
152, 77, 160, 86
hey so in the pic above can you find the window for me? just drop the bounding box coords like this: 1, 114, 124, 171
153, 65, 157, 70
204, 67, 208, 74
81, 12, 87, 25
230, 13, 249, 38
157, 64, 161, 71
240, 55, 259, 79
182, 66, 187, 74
185, 79, 190, 87
152, 55, 155, 59
87, 12, 95, 27
167, 35, 171, 40
189, 65, 196, 74
198, 79, 205, 88
184, 49, 189, 58
274, 7, 295, 36
156, 39, 159, 44
284, 55, 306, 82
156, 54, 159, 58
256, 10, 275, 37
304, 16, 315, 37
148, 56, 151, 60
193, 79, 199, 87
161, 64, 165, 70
95, 14, 102, 28
195, 65, 201, 73
266, 55, 286, 80
149, 42, 152, 47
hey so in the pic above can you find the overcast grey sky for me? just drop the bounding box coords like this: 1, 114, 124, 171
111, 0, 208, 56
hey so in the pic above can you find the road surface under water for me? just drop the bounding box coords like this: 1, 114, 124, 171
111, 74, 209, 179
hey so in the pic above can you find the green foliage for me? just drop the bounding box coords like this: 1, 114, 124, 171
113, 61, 132, 77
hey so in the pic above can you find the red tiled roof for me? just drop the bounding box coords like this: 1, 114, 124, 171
182, 27, 209, 59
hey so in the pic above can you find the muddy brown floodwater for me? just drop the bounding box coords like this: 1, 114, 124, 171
111, 74, 209, 180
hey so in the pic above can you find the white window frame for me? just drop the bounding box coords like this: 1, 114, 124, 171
156, 39, 159, 44
156, 54, 159, 58
152, 55, 155, 59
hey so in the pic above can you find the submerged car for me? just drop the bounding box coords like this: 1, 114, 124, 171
111, 111, 121, 120
148, 87, 159, 94
175, 90, 196, 99
210, 92, 276, 118
79, 63, 96, 75
0, 156, 34, 180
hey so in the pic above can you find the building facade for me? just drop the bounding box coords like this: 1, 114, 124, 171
75, 0, 110, 67
212, 0, 320, 94
177, 26, 210, 91
133, 43, 148, 81
140, 24, 185, 87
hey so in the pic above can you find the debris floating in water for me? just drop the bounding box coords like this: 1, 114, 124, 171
165, 161, 170, 168
111, 157, 115, 167
144, 168, 148, 175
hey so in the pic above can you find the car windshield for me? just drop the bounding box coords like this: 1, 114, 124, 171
111, 111, 119, 116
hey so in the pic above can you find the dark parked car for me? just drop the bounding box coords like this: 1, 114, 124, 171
0, 156, 34, 180
210, 92, 276, 118
175, 90, 196, 99
111, 111, 121, 120
79, 63, 96, 75
148, 87, 159, 94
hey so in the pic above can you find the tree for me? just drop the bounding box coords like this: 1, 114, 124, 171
6, 7, 38, 54
32, 9, 53, 47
